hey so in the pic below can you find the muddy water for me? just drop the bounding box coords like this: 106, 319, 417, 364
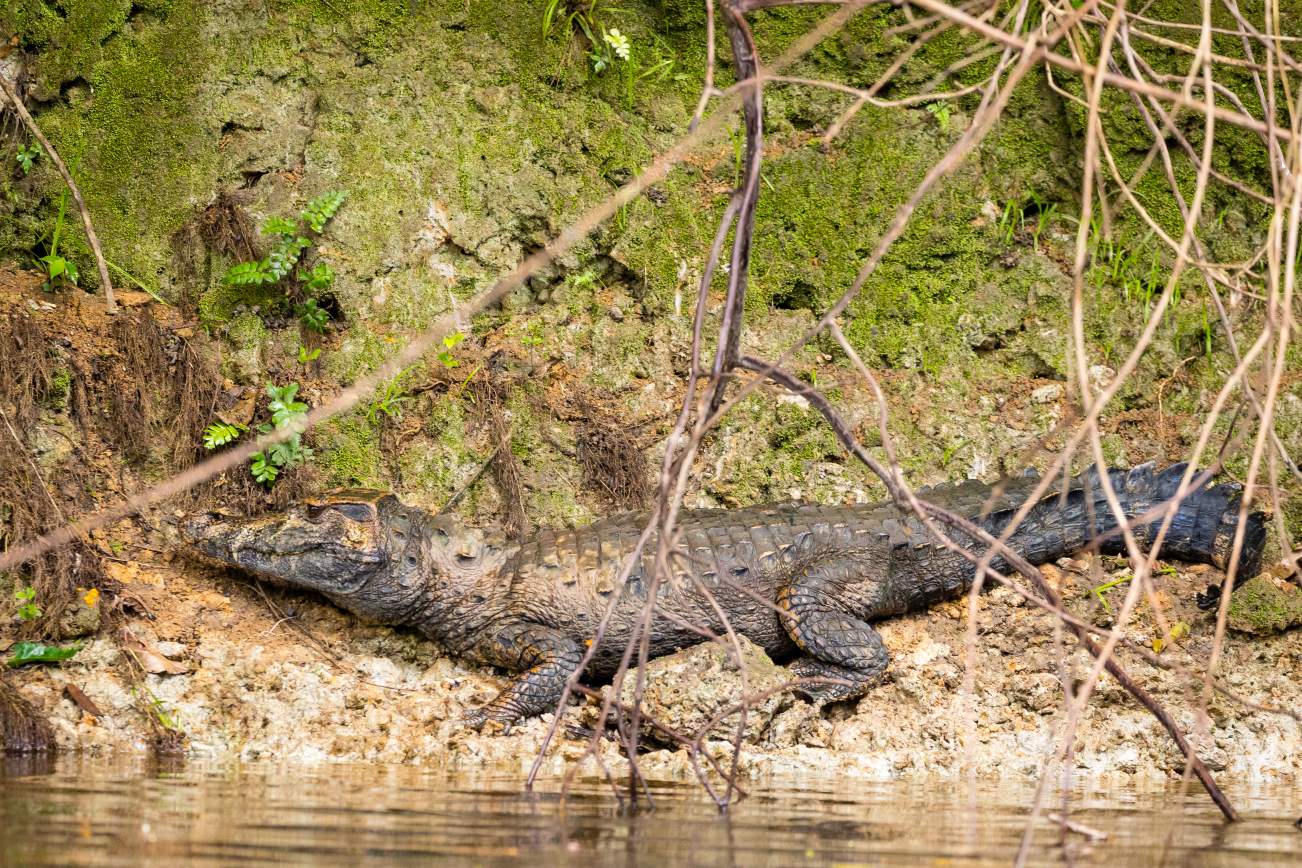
0, 757, 1298, 866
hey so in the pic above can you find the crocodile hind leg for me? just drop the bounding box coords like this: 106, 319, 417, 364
778, 557, 891, 705
462, 621, 583, 729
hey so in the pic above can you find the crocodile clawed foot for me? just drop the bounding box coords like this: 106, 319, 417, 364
461, 707, 515, 734
793, 683, 846, 707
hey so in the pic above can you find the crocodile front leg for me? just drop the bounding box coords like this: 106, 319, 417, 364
778, 555, 891, 705
462, 621, 583, 729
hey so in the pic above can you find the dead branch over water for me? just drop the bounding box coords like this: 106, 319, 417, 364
2, 0, 1299, 838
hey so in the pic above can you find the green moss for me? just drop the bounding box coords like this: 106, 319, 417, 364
395, 402, 469, 505
315, 412, 382, 487
221, 314, 267, 386
4, 0, 218, 292
324, 325, 390, 385
197, 281, 285, 329
528, 486, 592, 529
1227, 575, 1302, 635
44, 367, 72, 411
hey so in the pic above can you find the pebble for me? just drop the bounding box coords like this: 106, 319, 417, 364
1030, 383, 1063, 404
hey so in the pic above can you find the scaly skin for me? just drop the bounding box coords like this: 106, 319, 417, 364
182, 464, 1265, 726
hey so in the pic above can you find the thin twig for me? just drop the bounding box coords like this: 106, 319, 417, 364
0, 74, 116, 312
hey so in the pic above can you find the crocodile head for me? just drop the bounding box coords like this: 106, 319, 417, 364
182, 490, 398, 596
182, 491, 506, 628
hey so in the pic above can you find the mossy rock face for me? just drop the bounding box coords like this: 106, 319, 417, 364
1227, 572, 1302, 636
2, 1, 1297, 537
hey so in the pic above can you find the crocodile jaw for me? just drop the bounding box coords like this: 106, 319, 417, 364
182, 507, 385, 595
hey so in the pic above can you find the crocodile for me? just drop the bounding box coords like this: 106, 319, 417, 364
182, 463, 1265, 727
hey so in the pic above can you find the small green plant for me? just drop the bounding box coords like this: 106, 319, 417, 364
366, 366, 417, 425
300, 262, 335, 293
249, 382, 312, 486
993, 192, 1059, 251
14, 586, 41, 622
542, 1, 671, 106
15, 143, 40, 175
134, 686, 182, 732
296, 298, 330, 332
925, 101, 953, 132
297, 345, 321, 365
202, 384, 312, 486
148, 693, 182, 731
221, 191, 345, 329
38, 189, 79, 290
436, 331, 466, 368
995, 200, 1020, 245
520, 321, 545, 350
300, 191, 347, 232
202, 421, 246, 449
1024, 191, 1058, 251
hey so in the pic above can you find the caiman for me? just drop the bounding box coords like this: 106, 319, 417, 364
182, 463, 1265, 727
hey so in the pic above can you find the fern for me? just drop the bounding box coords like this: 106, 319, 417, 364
223, 260, 275, 286
300, 262, 335, 293
266, 236, 310, 280
250, 452, 278, 484
265, 381, 308, 429
220, 193, 345, 288
301, 191, 346, 233
296, 298, 330, 332
262, 215, 297, 237
202, 421, 246, 449
246, 382, 313, 487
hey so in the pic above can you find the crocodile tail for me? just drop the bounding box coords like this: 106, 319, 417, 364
1095, 462, 1266, 579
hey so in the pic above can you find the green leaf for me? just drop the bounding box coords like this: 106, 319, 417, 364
16, 144, 40, 175
296, 298, 330, 332
6, 641, 82, 668
250, 452, 278, 485
265, 381, 308, 430
262, 216, 297, 237
266, 237, 309, 280
300, 191, 347, 233
300, 262, 335, 293
223, 260, 274, 285
202, 421, 245, 449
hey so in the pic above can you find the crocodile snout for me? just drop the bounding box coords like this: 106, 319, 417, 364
180, 510, 227, 543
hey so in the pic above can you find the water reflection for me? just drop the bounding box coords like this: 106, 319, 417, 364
0, 756, 1297, 866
